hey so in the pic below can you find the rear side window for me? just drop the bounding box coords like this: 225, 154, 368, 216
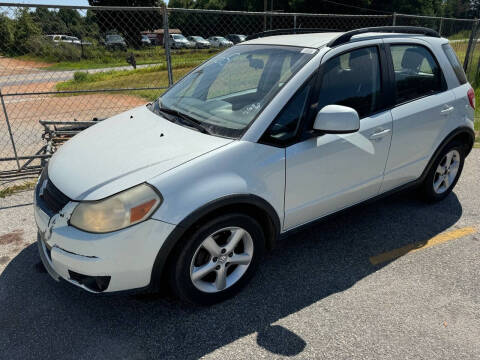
442, 43, 467, 85
389, 44, 446, 104
316, 46, 382, 119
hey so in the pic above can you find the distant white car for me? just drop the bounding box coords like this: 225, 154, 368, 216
207, 36, 233, 47
168, 34, 195, 49
35, 27, 475, 305
187, 36, 211, 49
46, 34, 81, 45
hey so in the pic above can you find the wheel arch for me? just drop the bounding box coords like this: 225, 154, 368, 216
149, 194, 281, 289
420, 126, 475, 182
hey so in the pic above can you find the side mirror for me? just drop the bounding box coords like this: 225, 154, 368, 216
313, 105, 360, 134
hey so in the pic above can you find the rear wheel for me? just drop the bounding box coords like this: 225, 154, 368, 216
168, 213, 265, 305
421, 142, 465, 202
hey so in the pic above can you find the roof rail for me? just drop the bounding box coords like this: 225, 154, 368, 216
246, 28, 339, 41
327, 26, 440, 48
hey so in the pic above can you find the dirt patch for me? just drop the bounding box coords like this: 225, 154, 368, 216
0, 57, 52, 76
0, 230, 24, 245
0, 256, 10, 265
2, 82, 57, 95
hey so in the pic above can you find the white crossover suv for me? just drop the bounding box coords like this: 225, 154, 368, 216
34, 27, 476, 305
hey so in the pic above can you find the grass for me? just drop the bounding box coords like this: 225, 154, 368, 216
56, 65, 194, 101
447, 30, 472, 41
0, 181, 36, 198
19, 48, 220, 71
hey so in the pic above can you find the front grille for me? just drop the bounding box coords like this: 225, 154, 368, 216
42, 178, 71, 214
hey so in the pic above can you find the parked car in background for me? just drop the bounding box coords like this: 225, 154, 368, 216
142, 28, 182, 47
46, 34, 81, 46
168, 34, 195, 49
226, 34, 246, 44
187, 36, 211, 49
34, 27, 475, 306
105, 34, 127, 51
141, 35, 152, 47
208, 36, 234, 47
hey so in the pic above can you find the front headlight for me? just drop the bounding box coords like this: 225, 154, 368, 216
70, 183, 162, 233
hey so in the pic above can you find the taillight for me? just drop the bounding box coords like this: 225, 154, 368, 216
467, 88, 475, 109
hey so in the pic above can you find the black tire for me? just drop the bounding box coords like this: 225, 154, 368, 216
420, 141, 465, 202
168, 213, 265, 305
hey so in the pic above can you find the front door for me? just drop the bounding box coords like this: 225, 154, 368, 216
284, 45, 393, 230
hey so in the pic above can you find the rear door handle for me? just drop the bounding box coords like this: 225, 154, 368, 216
369, 128, 391, 140
441, 106, 454, 115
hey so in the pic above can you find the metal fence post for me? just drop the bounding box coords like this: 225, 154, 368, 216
0, 89, 20, 170
293, 14, 297, 30
264, 0, 267, 31
392, 12, 396, 26
162, 5, 173, 87
464, 19, 478, 72
438, 17, 444, 35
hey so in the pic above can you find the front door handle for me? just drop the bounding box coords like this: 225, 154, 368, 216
440, 106, 454, 115
369, 128, 391, 140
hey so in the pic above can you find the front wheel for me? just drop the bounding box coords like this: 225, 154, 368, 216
420, 142, 465, 202
168, 214, 265, 305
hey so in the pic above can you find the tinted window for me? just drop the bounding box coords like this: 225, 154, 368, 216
317, 46, 382, 119
389, 44, 445, 104
262, 77, 314, 144
442, 43, 467, 85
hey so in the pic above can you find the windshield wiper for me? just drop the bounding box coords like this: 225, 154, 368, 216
158, 106, 211, 135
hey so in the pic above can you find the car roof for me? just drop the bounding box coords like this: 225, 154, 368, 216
242, 31, 447, 49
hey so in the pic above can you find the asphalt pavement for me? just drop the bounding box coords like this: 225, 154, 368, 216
0, 150, 479, 359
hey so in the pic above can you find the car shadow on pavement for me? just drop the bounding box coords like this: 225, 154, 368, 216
0, 191, 463, 359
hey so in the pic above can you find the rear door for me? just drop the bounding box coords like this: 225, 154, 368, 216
381, 40, 457, 192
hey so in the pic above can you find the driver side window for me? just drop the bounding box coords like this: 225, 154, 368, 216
316, 46, 382, 119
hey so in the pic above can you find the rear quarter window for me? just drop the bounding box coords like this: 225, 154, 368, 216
442, 43, 467, 85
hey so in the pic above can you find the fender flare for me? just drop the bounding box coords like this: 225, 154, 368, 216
419, 126, 475, 183
149, 194, 281, 288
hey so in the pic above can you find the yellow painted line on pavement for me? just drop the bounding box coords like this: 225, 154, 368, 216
369, 227, 477, 266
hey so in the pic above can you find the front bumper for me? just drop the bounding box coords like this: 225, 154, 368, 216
35, 196, 176, 293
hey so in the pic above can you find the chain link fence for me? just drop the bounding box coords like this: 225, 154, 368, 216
0, 3, 479, 187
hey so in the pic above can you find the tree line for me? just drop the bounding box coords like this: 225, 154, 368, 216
166, 0, 477, 19
0, 0, 478, 58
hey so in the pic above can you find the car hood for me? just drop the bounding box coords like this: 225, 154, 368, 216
48, 105, 233, 201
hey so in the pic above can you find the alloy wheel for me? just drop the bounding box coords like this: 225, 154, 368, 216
433, 149, 460, 194
190, 226, 254, 293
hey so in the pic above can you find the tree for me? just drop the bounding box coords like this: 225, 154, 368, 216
0, 14, 15, 55
470, 0, 480, 18
14, 8, 41, 54
32, 8, 68, 35
368, 0, 443, 16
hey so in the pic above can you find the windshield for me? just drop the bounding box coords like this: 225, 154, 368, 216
107, 35, 123, 41
173, 34, 187, 40
217, 37, 227, 42
153, 45, 316, 138
192, 36, 205, 41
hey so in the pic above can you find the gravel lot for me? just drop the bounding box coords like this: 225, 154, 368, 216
0, 150, 479, 359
